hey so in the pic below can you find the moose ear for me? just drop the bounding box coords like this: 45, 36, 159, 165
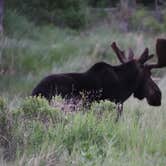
156, 38, 166, 67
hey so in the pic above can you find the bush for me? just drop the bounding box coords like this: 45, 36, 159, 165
142, 16, 163, 32
19, 96, 63, 123
130, 8, 164, 33
86, 0, 118, 7
6, 0, 88, 29
4, 10, 35, 37
130, 8, 148, 30
60, 7, 87, 29
11, 96, 65, 155
0, 97, 16, 160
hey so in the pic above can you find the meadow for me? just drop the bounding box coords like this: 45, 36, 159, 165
0, 9, 166, 165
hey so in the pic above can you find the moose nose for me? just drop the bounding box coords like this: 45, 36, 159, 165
147, 91, 161, 106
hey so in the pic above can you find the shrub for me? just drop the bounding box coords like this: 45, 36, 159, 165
60, 112, 110, 156
6, 0, 88, 29
60, 7, 87, 29
86, 0, 116, 7
20, 96, 63, 123
4, 10, 36, 37
142, 16, 163, 32
130, 8, 149, 30
130, 8, 164, 33
0, 97, 16, 160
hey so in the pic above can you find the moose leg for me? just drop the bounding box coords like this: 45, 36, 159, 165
115, 103, 123, 122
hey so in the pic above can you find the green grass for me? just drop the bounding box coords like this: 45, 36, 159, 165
1, 9, 166, 165
0, 94, 166, 165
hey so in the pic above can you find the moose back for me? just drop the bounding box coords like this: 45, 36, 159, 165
32, 61, 142, 103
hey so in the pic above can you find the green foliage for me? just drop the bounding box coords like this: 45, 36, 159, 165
142, 16, 163, 32
130, 8, 164, 33
19, 96, 64, 123
1, 94, 166, 165
0, 96, 116, 161
61, 112, 108, 154
21, 96, 49, 116
60, 7, 87, 29
1, 10, 80, 76
0, 97, 16, 160
131, 8, 148, 30
21, 121, 46, 152
162, 9, 166, 30
86, 0, 112, 7
0, 97, 6, 111
4, 10, 35, 37
6, 0, 88, 29
0, 98, 7, 131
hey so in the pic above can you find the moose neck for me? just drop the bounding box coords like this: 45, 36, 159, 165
113, 61, 139, 102
114, 61, 138, 79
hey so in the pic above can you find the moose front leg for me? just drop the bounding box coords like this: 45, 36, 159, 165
115, 102, 123, 122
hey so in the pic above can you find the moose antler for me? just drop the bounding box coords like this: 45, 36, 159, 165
111, 42, 128, 63
111, 42, 136, 63
146, 38, 166, 69
111, 39, 166, 68
139, 48, 154, 64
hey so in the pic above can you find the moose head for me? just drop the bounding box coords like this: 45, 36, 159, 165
111, 39, 166, 107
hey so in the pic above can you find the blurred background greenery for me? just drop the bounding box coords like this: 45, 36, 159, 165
0, 0, 166, 165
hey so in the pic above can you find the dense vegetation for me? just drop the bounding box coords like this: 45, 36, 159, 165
5, 0, 166, 29
0, 1, 166, 165
1, 95, 166, 165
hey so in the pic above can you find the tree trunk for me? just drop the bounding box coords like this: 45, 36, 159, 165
120, 0, 128, 9
0, 0, 4, 34
120, 0, 136, 9
131, 0, 136, 8
119, 0, 135, 32
155, 0, 162, 22
155, 0, 158, 10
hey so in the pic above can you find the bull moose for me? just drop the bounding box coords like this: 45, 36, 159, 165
32, 38, 166, 120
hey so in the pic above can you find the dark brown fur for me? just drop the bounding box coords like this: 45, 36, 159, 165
32, 61, 161, 106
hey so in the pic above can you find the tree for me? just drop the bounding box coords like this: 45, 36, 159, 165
0, 0, 4, 34
155, 0, 162, 22
120, 0, 136, 9
119, 0, 136, 32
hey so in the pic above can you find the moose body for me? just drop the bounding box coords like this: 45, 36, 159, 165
32, 39, 166, 120
32, 61, 141, 104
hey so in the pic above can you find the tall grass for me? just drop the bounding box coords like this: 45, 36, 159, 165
0, 84, 166, 165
